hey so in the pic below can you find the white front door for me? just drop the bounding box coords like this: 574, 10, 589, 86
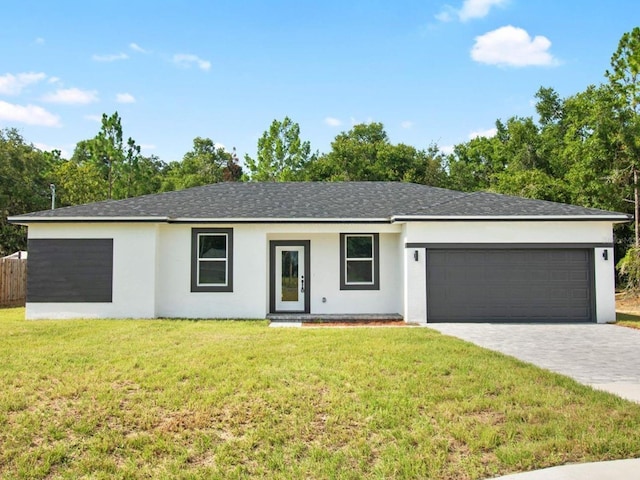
275, 246, 305, 312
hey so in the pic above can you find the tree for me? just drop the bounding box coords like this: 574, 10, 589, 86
65, 112, 163, 202
223, 148, 243, 182
311, 123, 388, 181
306, 122, 447, 184
92, 112, 126, 199
52, 161, 106, 206
174, 137, 237, 189
0, 129, 57, 254
245, 117, 313, 181
606, 27, 640, 247
445, 133, 504, 192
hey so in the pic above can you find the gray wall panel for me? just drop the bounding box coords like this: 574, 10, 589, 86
27, 239, 113, 303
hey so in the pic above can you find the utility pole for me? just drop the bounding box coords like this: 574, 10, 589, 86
50, 183, 56, 210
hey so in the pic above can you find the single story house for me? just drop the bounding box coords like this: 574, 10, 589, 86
8, 182, 629, 323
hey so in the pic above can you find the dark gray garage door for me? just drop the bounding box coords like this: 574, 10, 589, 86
427, 249, 594, 322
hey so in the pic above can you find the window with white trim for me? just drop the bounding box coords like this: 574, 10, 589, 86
340, 233, 379, 290
191, 228, 233, 292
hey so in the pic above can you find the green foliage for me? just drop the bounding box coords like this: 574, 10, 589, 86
492, 169, 568, 202
0, 128, 57, 254
308, 123, 446, 184
446, 134, 504, 191
57, 112, 168, 204
53, 161, 107, 205
245, 117, 313, 181
606, 27, 640, 114
617, 247, 640, 291
163, 138, 242, 190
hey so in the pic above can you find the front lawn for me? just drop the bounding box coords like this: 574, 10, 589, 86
616, 292, 640, 329
616, 312, 640, 330
2, 308, 640, 479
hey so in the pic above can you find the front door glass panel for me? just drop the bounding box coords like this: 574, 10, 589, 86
281, 250, 299, 302
274, 245, 305, 312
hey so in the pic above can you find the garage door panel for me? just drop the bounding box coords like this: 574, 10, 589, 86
427, 248, 593, 323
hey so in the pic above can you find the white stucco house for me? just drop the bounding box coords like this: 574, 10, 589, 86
8, 182, 629, 323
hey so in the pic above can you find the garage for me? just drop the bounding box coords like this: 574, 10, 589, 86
426, 248, 594, 323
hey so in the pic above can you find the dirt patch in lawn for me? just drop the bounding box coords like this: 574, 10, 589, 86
616, 292, 640, 314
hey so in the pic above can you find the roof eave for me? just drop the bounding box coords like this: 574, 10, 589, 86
7, 216, 169, 225
8, 214, 631, 225
7, 216, 393, 225
391, 215, 632, 223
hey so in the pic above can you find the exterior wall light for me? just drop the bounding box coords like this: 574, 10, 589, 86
414, 250, 419, 262
602, 249, 608, 261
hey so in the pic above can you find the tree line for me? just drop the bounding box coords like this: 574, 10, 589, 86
2, 28, 640, 285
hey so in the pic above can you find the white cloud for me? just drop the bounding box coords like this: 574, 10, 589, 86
400, 120, 414, 129
435, 8, 454, 22
92, 52, 129, 62
0, 72, 47, 95
34, 142, 69, 157
129, 42, 148, 53
35, 37, 45, 45
440, 145, 455, 155
436, 0, 507, 22
116, 93, 136, 104
84, 114, 102, 122
48, 76, 61, 84
469, 127, 497, 139
139, 143, 157, 152
172, 54, 211, 71
0, 100, 61, 127
459, 0, 507, 21
324, 117, 342, 127
42, 87, 99, 105
471, 25, 558, 67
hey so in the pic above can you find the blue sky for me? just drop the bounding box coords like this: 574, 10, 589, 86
1, 0, 638, 163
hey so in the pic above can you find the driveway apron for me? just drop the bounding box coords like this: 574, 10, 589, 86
428, 323, 640, 403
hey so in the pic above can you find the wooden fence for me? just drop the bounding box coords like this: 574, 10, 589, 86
0, 257, 27, 307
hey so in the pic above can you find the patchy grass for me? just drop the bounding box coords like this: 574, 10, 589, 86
1, 308, 640, 479
616, 292, 640, 330
616, 312, 640, 330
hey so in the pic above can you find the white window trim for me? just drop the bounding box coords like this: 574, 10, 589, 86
340, 233, 380, 291
344, 234, 375, 285
191, 227, 234, 293
196, 233, 229, 287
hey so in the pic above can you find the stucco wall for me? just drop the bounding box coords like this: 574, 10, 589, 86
23, 219, 618, 323
402, 221, 616, 324
155, 223, 403, 318
26, 223, 157, 319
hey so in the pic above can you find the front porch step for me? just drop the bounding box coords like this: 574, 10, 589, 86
267, 313, 404, 325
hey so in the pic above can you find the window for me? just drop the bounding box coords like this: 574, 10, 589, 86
340, 233, 379, 290
191, 228, 233, 292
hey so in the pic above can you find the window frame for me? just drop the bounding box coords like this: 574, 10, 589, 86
191, 228, 233, 292
340, 233, 380, 290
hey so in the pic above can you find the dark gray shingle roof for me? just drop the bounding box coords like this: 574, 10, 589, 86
11, 182, 629, 222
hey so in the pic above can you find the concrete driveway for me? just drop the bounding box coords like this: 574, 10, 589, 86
428, 323, 640, 403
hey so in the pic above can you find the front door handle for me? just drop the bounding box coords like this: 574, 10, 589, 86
301, 275, 305, 293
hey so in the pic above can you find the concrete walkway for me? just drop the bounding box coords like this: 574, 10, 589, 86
489, 458, 640, 479
428, 323, 640, 402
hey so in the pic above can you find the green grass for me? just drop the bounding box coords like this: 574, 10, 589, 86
2, 308, 640, 479
616, 311, 640, 330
